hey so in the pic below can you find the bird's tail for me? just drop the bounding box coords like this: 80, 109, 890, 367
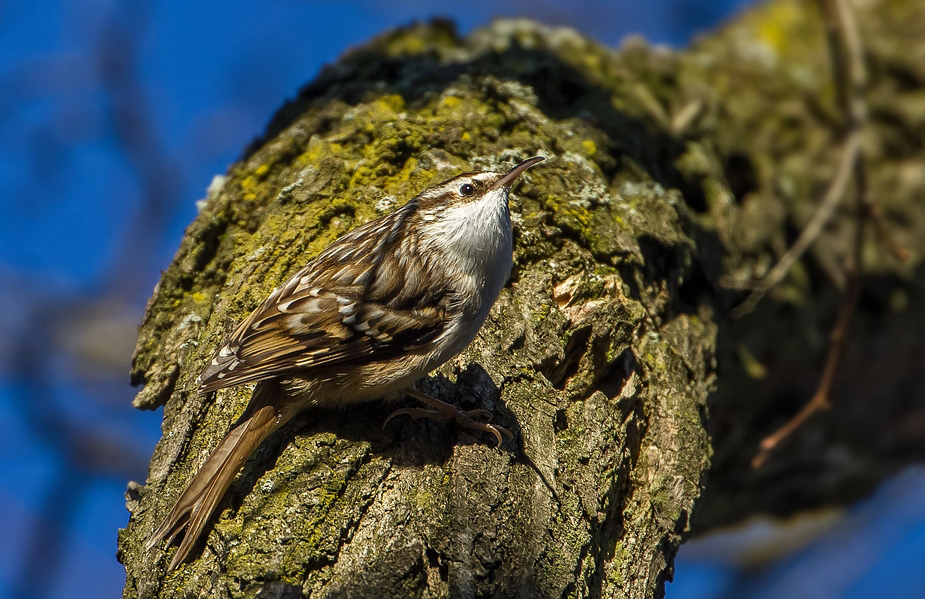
146, 380, 293, 570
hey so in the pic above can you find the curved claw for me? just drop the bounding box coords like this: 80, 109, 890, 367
383, 407, 443, 429
480, 423, 505, 448
382, 408, 406, 430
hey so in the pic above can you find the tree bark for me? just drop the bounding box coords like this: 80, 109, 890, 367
120, 0, 925, 597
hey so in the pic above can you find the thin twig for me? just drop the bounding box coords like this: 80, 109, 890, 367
730, 0, 882, 318
731, 132, 861, 318
752, 0, 870, 467
869, 202, 911, 262
753, 252, 862, 468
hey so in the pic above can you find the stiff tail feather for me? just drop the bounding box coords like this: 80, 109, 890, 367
146, 381, 291, 570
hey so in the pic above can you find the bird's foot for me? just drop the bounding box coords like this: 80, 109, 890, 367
384, 388, 512, 447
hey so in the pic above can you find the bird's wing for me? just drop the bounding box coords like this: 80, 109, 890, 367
198, 200, 454, 392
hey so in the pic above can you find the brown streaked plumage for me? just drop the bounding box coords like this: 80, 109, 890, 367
147, 156, 544, 570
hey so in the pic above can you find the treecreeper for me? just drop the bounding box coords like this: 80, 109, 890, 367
146, 156, 545, 570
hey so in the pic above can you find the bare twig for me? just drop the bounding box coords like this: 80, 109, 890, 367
10, 3, 171, 597
730, 0, 882, 319
869, 202, 912, 262
97, 1, 183, 302
752, 0, 871, 467
753, 246, 862, 468
730, 132, 861, 318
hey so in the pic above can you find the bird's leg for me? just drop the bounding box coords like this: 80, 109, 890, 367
384, 387, 512, 447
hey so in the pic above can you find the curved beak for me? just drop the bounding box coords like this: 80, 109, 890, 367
492, 156, 545, 190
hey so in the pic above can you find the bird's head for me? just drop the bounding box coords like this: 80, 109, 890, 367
415, 156, 545, 216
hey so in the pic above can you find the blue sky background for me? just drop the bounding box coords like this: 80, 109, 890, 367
2, 1, 924, 597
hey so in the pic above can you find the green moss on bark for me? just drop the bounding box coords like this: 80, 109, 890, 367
121, 16, 721, 599
121, 2, 925, 595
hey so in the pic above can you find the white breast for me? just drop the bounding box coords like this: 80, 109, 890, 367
419, 187, 513, 362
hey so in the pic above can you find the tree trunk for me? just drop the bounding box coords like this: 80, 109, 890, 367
119, 0, 925, 597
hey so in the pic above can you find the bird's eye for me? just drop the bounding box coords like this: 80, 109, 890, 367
459, 183, 475, 196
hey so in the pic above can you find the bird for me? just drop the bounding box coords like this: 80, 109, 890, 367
146, 155, 545, 570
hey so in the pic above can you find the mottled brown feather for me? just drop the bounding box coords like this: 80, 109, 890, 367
198, 198, 456, 392
149, 158, 544, 570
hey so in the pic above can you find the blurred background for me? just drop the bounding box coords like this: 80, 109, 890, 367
2, 1, 924, 597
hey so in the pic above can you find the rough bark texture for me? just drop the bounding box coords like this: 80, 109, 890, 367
120, 0, 925, 597
121, 19, 714, 599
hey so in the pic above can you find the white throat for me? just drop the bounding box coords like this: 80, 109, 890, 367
417, 186, 513, 363
421, 187, 513, 288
